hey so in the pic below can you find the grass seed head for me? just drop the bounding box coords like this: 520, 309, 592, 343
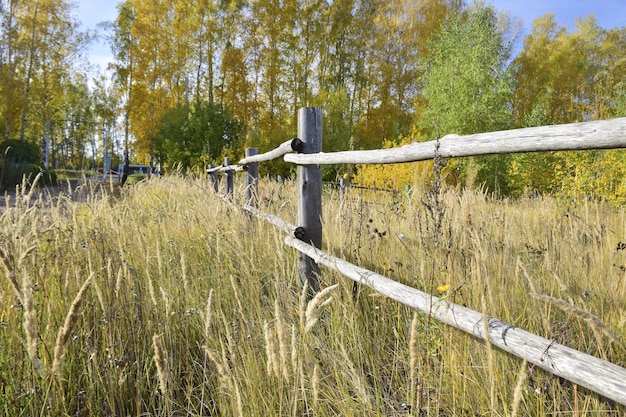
152, 334, 170, 397
304, 284, 338, 334
530, 293, 622, 345
53, 274, 93, 378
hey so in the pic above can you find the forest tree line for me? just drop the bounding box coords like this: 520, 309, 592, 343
2, 0, 626, 202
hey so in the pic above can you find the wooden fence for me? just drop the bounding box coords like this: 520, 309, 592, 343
208, 107, 626, 406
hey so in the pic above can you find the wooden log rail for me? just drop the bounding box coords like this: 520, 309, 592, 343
283, 236, 626, 407
242, 203, 298, 235
206, 157, 248, 198
207, 136, 302, 202
205, 164, 246, 173
285, 117, 626, 165
239, 138, 304, 164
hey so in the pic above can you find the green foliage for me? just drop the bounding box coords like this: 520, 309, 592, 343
0, 139, 41, 164
125, 173, 147, 185
153, 102, 243, 169
473, 154, 513, 196
420, 4, 513, 136
418, 3, 515, 194
0, 164, 57, 192
508, 152, 560, 196
0, 139, 51, 190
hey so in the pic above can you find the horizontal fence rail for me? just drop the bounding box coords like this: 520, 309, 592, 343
239, 138, 303, 164
242, 203, 298, 235
285, 117, 626, 165
284, 236, 626, 406
210, 107, 626, 407
205, 164, 246, 173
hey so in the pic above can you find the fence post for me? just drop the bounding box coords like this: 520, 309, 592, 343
208, 164, 219, 192
340, 177, 348, 204
245, 148, 259, 207
296, 107, 323, 292
224, 157, 233, 198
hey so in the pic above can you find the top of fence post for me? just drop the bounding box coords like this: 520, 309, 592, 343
296, 107, 323, 292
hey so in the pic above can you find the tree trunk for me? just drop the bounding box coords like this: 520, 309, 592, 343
19, 2, 40, 141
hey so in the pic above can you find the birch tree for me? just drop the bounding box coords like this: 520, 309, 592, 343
0, 0, 87, 142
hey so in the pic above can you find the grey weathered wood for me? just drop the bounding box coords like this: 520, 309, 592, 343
285, 117, 626, 165
225, 165, 245, 172
224, 157, 233, 198
245, 148, 259, 207
206, 164, 245, 173
297, 107, 323, 292
239, 138, 304, 164
242, 204, 298, 235
208, 164, 219, 192
340, 178, 348, 203
284, 237, 626, 407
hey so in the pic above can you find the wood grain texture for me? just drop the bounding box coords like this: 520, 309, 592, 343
284, 237, 626, 406
239, 138, 303, 164
245, 148, 259, 207
285, 117, 626, 165
297, 107, 323, 292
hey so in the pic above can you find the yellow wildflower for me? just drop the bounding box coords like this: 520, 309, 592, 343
436, 284, 450, 293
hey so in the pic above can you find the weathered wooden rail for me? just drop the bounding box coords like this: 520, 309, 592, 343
239, 138, 303, 164
285, 237, 626, 405
210, 107, 626, 406
284, 117, 626, 165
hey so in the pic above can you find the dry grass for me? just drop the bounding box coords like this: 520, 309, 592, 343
52, 273, 93, 378
0, 174, 624, 416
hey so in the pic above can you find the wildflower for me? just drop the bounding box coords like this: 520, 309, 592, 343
436, 284, 450, 293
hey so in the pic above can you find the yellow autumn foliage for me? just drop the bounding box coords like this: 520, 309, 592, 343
557, 150, 626, 206
352, 137, 434, 190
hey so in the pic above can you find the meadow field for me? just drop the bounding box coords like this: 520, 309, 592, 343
0, 174, 624, 416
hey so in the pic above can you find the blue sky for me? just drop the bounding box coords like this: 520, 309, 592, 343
489, 0, 626, 33
75, 0, 626, 70
74, 0, 117, 70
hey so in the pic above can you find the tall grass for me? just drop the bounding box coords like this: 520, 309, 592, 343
0, 174, 624, 416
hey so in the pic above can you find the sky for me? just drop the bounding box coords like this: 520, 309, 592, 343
75, 0, 626, 71
74, 0, 118, 70
489, 0, 626, 33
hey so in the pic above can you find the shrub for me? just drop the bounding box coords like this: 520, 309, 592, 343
0, 139, 57, 191
0, 139, 41, 164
